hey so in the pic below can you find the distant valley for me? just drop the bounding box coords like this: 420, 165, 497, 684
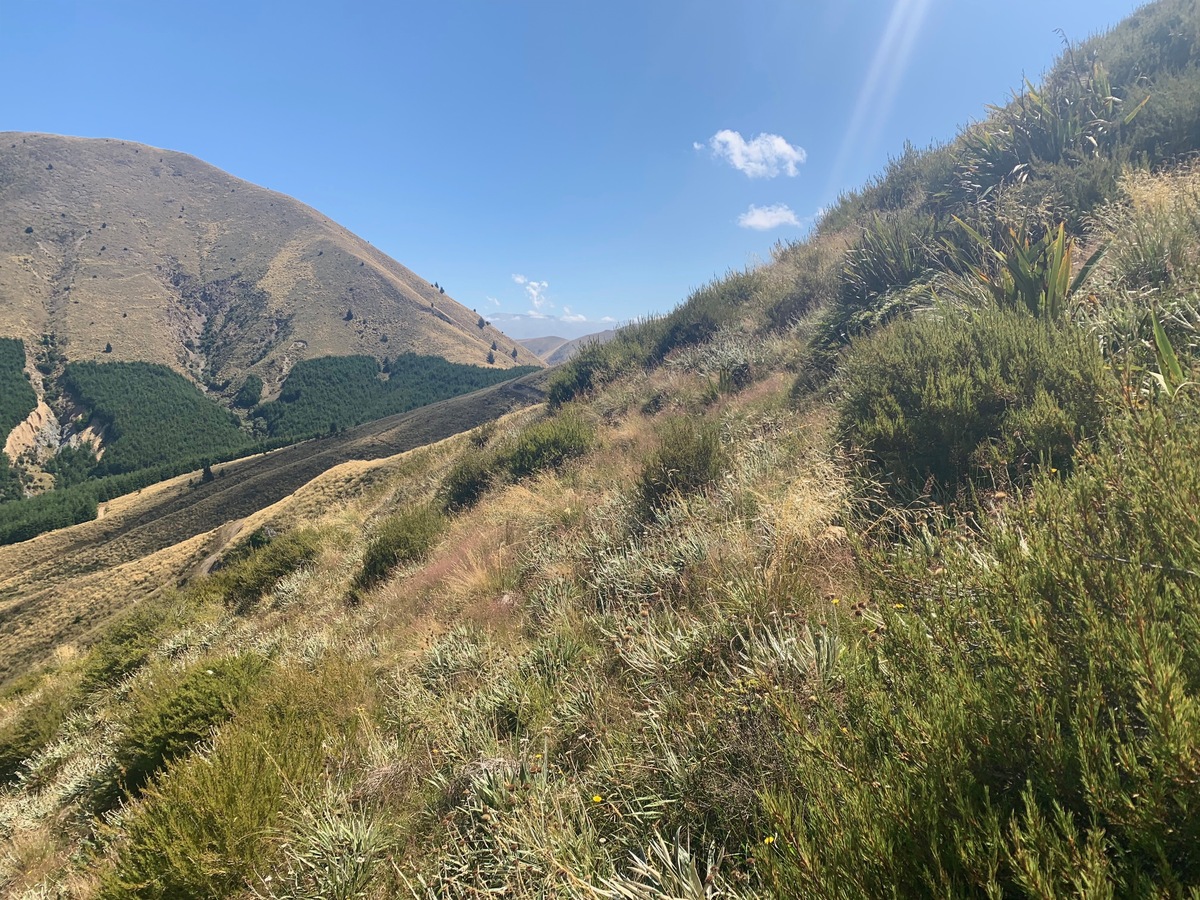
0, 133, 542, 542
519, 328, 617, 365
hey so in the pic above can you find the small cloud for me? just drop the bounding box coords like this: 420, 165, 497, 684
699, 130, 806, 178
737, 203, 801, 231
600, 316, 616, 323
512, 273, 550, 309
486, 296, 500, 307
562, 306, 587, 323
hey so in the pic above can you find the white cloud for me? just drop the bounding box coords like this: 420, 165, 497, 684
512, 273, 550, 309
737, 203, 801, 230
700, 130, 806, 178
486, 296, 500, 307
561, 306, 587, 323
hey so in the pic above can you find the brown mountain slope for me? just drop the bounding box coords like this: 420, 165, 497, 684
0, 132, 541, 398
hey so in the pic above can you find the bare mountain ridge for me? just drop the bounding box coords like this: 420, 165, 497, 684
0, 132, 542, 401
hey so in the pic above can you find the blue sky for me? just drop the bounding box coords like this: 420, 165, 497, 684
2, 1, 1140, 339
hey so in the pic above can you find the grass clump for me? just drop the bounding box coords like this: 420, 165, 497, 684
635, 417, 727, 521
91, 653, 267, 812
840, 305, 1110, 499
355, 504, 445, 590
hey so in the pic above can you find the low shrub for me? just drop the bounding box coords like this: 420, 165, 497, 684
80, 594, 188, 692
216, 528, 320, 613
0, 680, 79, 785
91, 653, 267, 812
355, 504, 445, 590
439, 448, 498, 512
840, 305, 1111, 499
501, 411, 593, 479
635, 417, 727, 520
100, 660, 372, 900
763, 405, 1200, 895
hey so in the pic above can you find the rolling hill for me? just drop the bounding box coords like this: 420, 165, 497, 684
0, 132, 541, 391
520, 328, 618, 364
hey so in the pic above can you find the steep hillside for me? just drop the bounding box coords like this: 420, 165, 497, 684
2, 2, 1200, 897
0, 133, 541, 394
0, 369, 548, 685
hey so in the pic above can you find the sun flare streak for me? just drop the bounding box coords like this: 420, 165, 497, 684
827, 0, 934, 198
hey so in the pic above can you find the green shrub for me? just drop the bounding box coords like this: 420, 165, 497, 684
92, 654, 267, 813
0, 680, 79, 785
80, 597, 180, 692
355, 504, 445, 590
840, 306, 1111, 499
216, 528, 320, 613
546, 339, 635, 408
635, 417, 727, 520
763, 405, 1200, 896
100, 662, 370, 900
439, 448, 498, 512
501, 411, 593, 479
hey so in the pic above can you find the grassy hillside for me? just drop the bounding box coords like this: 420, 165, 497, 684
0, 131, 543, 530
2, 2, 1200, 896
0, 370, 550, 686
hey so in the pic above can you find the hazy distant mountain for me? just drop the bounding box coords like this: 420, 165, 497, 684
0, 132, 541, 397
520, 329, 618, 365
486, 312, 616, 342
